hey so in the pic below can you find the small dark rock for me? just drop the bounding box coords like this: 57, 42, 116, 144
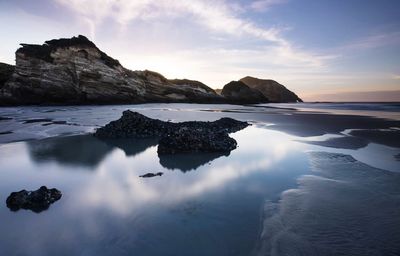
139, 172, 163, 178
0, 130, 12, 135
23, 118, 53, 124
6, 186, 62, 213
42, 120, 68, 126
0, 116, 12, 121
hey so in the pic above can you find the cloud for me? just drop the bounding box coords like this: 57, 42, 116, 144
55, 0, 331, 69
250, 0, 287, 12
56, 0, 283, 43
341, 31, 400, 51
302, 90, 400, 102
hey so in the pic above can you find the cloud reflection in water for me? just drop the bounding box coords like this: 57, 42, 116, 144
71, 127, 304, 215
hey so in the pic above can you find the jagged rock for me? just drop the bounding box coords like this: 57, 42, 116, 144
95, 110, 249, 138
240, 76, 303, 103
6, 186, 62, 213
139, 172, 163, 178
221, 81, 269, 104
94, 110, 249, 154
94, 111, 170, 138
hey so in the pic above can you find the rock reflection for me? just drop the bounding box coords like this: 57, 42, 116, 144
158, 152, 229, 172
28, 133, 227, 172
74, 127, 303, 215
28, 135, 112, 168
102, 137, 158, 157
27, 135, 158, 168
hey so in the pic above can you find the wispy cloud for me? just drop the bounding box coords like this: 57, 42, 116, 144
302, 90, 400, 102
55, 0, 332, 69
250, 0, 287, 12
56, 0, 284, 43
341, 31, 400, 51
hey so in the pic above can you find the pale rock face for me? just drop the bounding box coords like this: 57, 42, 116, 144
0, 35, 221, 105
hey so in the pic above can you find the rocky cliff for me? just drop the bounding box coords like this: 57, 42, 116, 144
240, 76, 302, 102
0, 35, 302, 105
0, 35, 221, 105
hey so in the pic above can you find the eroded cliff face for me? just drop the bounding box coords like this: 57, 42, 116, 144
0, 35, 302, 105
0, 35, 221, 105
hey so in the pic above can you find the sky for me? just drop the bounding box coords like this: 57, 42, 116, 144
0, 0, 399, 101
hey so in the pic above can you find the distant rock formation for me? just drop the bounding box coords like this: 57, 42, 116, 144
0, 35, 302, 105
240, 76, 302, 103
221, 81, 269, 104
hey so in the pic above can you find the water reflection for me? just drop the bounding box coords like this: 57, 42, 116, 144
0, 127, 310, 255
27, 135, 112, 168
27, 134, 228, 173
27, 135, 159, 169
158, 152, 228, 172
102, 137, 158, 157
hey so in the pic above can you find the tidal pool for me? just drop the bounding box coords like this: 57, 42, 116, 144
0, 103, 399, 256
0, 127, 312, 255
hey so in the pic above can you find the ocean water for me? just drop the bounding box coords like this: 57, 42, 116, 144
0, 103, 399, 255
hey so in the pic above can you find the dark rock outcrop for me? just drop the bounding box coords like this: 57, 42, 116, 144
0, 63, 14, 88
95, 110, 249, 138
95, 110, 249, 154
6, 186, 62, 213
221, 81, 269, 104
139, 172, 163, 178
240, 76, 302, 103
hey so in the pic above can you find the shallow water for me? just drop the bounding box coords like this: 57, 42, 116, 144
0, 127, 312, 255
0, 103, 399, 255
